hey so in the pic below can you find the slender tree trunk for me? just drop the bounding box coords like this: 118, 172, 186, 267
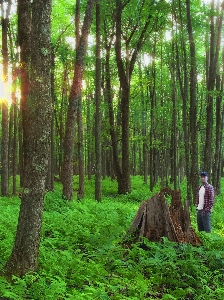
104, 42, 122, 186
132, 131, 137, 176
55, 64, 68, 178
12, 91, 17, 195
138, 60, 148, 184
62, 0, 96, 200
186, 0, 199, 202
102, 21, 123, 184
8, 27, 18, 194
46, 53, 55, 191
1, 1, 10, 196
86, 94, 92, 180
113, 0, 153, 193
176, 0, 192, 203
18, 0, 31, 188
95, 0, 102, 201
170, 32, 177, 189
77, 97, 85, 199
115, 0, 131, 193
213, 45, 224, 194
204, 1, 223, 175
149, 39, 156, 191
18, 112, 23, 187
5, 0, 52, 277
75, 0, 85, 200
8, 106, 13, 181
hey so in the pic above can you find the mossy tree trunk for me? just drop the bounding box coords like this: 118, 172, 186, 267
5, 0, 52, 277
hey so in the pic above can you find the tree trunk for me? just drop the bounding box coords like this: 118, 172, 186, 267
149, 49, 156, 191
8, 105, 13, 180
75, 0, 85, 200
115, 0, 131, 194
104, 33, 122, 187
55, 64, 68, 178
86, 94, 92, 180
186, 0, 199, 203
62, 0, 96, 200
18, 0, 31, 188
95, 0, 102, 201
143, 110, 148, 183
1, 1, 10, 196
4, 0, 52, 277
213, 44, 224, 194
170, 35, 177, 189
125, 188, 202, 246
204, 1, 223, 176
77, 96, 85, 200
12, 91, 17, 195
138, 60, 148, 184
176, 0, 192, 204
46, 53, 55, 191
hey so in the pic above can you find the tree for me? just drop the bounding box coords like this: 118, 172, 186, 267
186, 0, 199, 202
5, 0, 52, 277
113, 0, 167, 194
62, 0, 96, 201
175, 0, 191, 203
204, 0, 224, 179
75, 0, 85, 200
95, 0, 102, 201
17, 0, 31, 188
1, 0, 11, 196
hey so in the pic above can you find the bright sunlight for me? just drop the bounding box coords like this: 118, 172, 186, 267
0, 65, 12, 106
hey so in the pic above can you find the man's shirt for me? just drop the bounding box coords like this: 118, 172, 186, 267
197, 185, 205, 210
196, 183, 214, 215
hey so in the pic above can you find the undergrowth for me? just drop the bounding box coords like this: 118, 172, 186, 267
0, 176, 224, 299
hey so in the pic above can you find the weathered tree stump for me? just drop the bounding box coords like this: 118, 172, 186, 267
125, 187, 202, 246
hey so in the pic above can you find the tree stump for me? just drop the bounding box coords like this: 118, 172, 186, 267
125, 187, 202, 246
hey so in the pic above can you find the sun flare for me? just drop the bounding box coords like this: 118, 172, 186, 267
0, 66, 12, 106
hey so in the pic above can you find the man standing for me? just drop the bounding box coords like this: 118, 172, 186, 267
196, 171, 215, 233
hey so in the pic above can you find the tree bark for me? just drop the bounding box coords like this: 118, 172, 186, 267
5, 0, 52, 277
176, 0, 192, 204
115, 0, 131, 193
46, 53, 55, 191
75, 0, 85, 200
170, 31, 177, 189
115, 0, 155, 193
204, 1, 223, 176
149, 40, 157, 191
95, 0, 102, 201
103, 26, 123, 186
186, 0, 199, 203
62, 0, 96, 200
125, 188, 202, 246
12, 90, 17, 195
213, 44, 224, 194
138, 60, 148, 184
18, 0, 31, 188
1, 1, 11, 196
86, 93, 93, 180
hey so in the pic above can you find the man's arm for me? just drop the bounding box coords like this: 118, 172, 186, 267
204, 185, 214, 212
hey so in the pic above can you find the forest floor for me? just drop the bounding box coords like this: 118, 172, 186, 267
0, 176, 224, 299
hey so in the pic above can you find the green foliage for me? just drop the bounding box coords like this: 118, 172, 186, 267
0, 177, 224, 299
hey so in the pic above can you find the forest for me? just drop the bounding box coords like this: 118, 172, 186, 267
0, 0, 224, 299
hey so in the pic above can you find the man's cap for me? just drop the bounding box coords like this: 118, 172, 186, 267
200, 171, 208, 177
